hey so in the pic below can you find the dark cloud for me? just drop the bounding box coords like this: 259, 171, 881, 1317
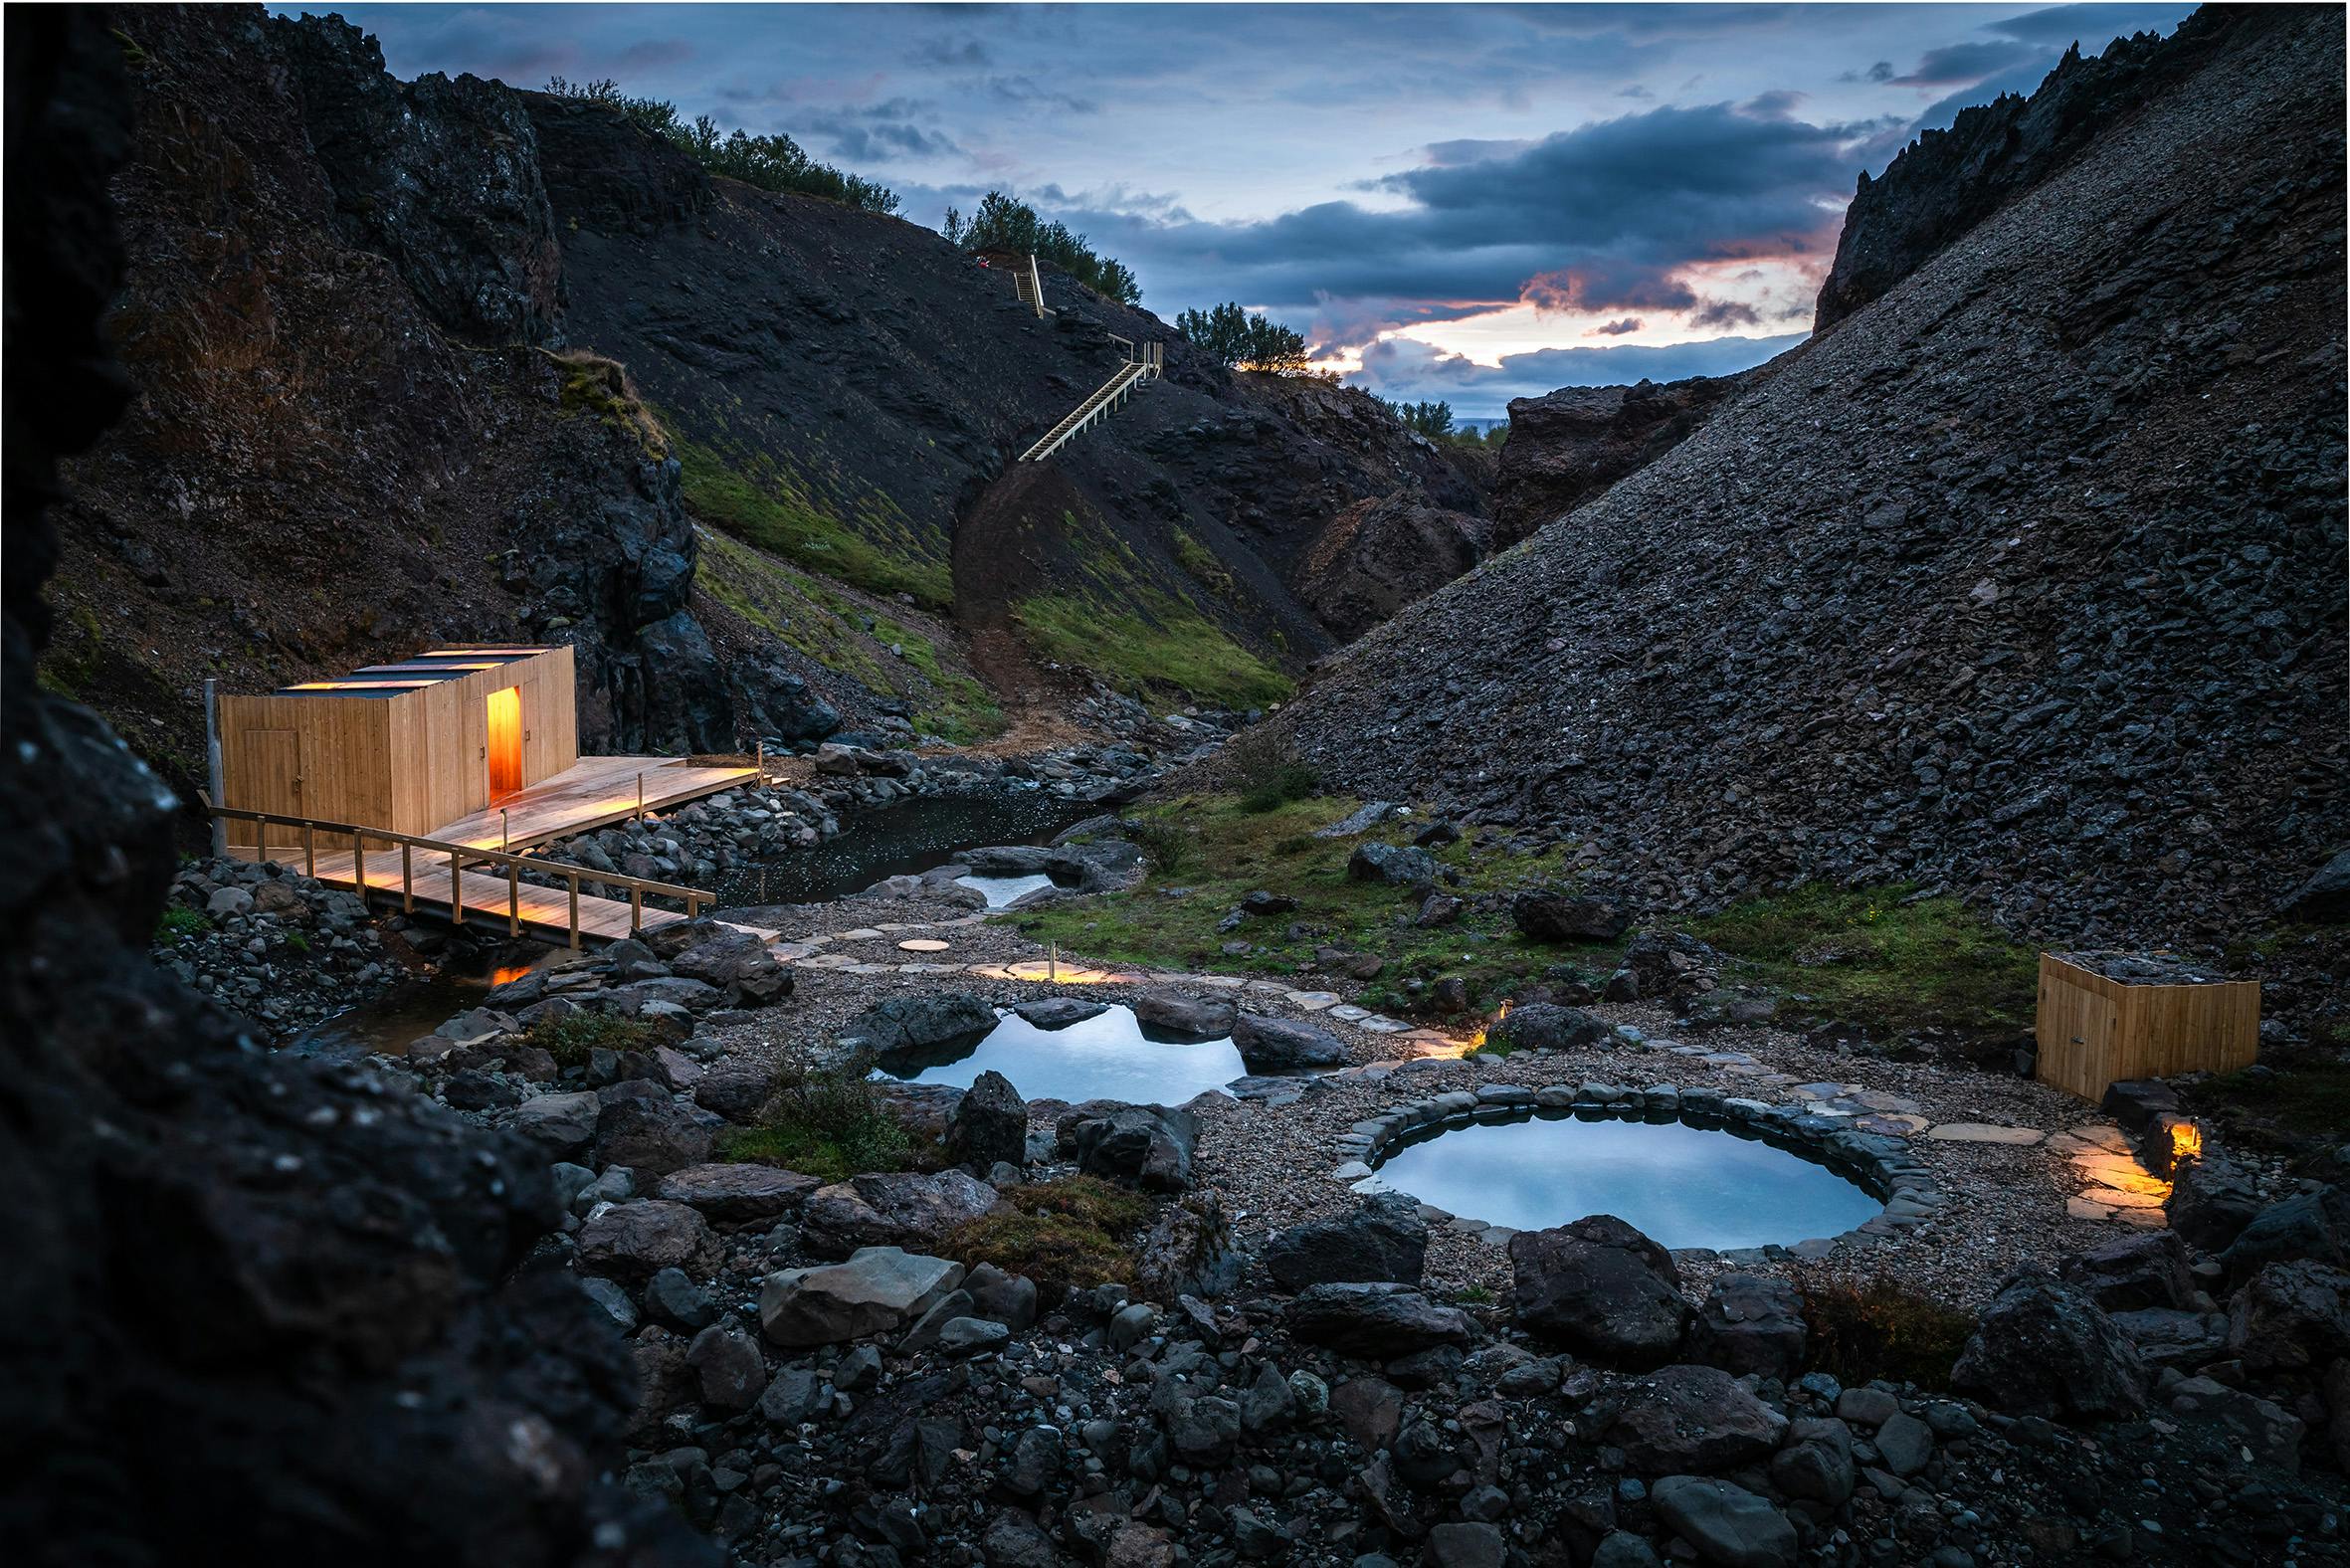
909, 36, 990, 68
987, 76, 1098, 114
1838, 60, 1896, 84
1689, 296, 1763, 328
616, 38, 692, 72
1891, 40, 2039, 86
1986, 4, 2195, 48
1588, 317, 1644, 336
805, 116, 963, 162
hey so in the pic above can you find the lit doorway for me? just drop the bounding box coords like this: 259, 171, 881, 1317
486, 686, 523, 801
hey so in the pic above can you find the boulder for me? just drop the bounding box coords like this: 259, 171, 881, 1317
2282, 846, 2350, 921
2225, 1260, 2350, 1373
1284, 1282, 1478, 1358
1687, 1273, 1808, 1381
1509, 1216, 1689, 1365
1263, 1193, 1429, 1290
589, 1084, 715, 1178
1648, 1475, 1798, 1568
2110, 1306, 2231, 1368
1951, 1271, 2146, 1419
669, 928, 792, 1005
2057, 1230, 2196, 1311
1485, 1002, 1612, 1054
655, 1163, 821, 1229
691, 1060, 775, 1122
964, 1262, 1040, 1332
946, 1070, 1028, 1169
802, 1170, 1006, 1259
1136, 1193, 1245, 1302
1607, 1365, 1788, 1472
2167, 1376, 2306, 1470
1512, 890, 1632, 943
576, 1199, 723, 1283
759, 1248, 966, 1346
1068, 1104, 1197, 1193
1768, 1416, 1855, 1505
2219, 1186, 2349, 1281
1013, 996, 1109, 1029
503, 1089, 601, 1155
1347, 842, 1438, 887
2168, 1153, 2265, 1252
1131, 992, 1238, 1041
844, 992, 997, 1053
685, 1322, 767, 1412
1231, 1013, 1350, 1073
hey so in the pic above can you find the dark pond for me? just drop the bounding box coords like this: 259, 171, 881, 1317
712, 789, 1096, 908
872, 1004, 1247, 1106
1370, 1109, 1883, 1250
288, 940, 558, 1059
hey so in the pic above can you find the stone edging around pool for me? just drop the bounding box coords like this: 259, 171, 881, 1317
1325, 1079, 1949, 1265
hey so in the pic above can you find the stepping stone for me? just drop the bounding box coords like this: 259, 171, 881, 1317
1855, 1114, 1928, 1136
1924, 1122, 2045, 1145
797, 954, 859, 970
960, 964, 1016, 980
875, 922, 909, 932
2110, 1207, 2169, 1230
1198, 975, 1247, 990
898, 938, 951, 952
2066, 1196, 2115, 1221
770, 942, 822, 961
846, 963, 894, 976
1794, 1081, 1853, 1098
2078, 1185, 2166, 1210
1361, 1018, 1408, 1034
1850, 1090, 1922, 1113
837, 928, 884, 941
1329, 1005, 1372, 1022
898, 962, 961, 975
1287, 991, 1342, 1010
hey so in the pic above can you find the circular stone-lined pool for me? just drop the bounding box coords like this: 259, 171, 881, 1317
872, 1004, 1248, 1105
1371, 1109, 1884, 1251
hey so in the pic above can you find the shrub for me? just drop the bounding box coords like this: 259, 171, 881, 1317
719, 1057, 912, 1182
544, 77, 898, 214
1798, 1274, 1976, 1390
1223, 729, 1319, 813
942, 190, 1140, 304
1126, 817, 1194, 877
154, 905, 208, 943
520, 1010, 672, 1070
947, 1176, 1152, 1295
1177, 301, 1310, 373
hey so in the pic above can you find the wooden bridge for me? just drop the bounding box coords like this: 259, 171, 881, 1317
213, 755, 765, 947
1021, 336, 1164, 463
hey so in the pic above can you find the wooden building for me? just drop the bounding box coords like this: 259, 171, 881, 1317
215, 646, 579, 849
2034, 951, 2260, 1102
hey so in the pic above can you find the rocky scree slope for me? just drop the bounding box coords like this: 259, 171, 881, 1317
524, 89, 1490, 683
0, 13, 712, 1564
1275, 6, 2347, 954
42, 8, 851, 799
1814, 4, 2275, 331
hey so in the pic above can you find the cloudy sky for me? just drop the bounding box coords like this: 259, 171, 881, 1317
315, 2, 2194, 414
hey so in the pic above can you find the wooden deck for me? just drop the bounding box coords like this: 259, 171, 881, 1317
429, 755, 757, 852
234, 754, 762, 946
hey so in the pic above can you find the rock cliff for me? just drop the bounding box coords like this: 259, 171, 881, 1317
1275, 5, 2347, 952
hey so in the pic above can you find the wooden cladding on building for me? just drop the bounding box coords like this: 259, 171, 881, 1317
216, 646, 579, 845
2033, 953, 2259, 1102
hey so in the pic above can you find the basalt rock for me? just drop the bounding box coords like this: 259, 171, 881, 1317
1952, 1272, 2146, 1420
1230, 1013, 1350, 1073
1264, 1193, 1430, 1291
1295, 492, 1491, 642
802, 1170, 1005, 1259
1509, 1216, 1690, 1365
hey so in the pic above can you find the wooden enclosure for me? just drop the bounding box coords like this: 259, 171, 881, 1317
215, 646, 579, 849
2034, 952, 2260, 1102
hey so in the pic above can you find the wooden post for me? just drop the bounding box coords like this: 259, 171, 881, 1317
450, 849, 465, 925
756, 738, 765, 781
567, 876, 581, 949
630, 886, 643, 934
501, 808, 509, 853
401, 842, 415, 913
203, 678, 227, 861
302, 822, 315, 878
637, 772, 645, 822
1050, 941, 1058, 981
351, 830, 366, 895
507, 863, 520, 936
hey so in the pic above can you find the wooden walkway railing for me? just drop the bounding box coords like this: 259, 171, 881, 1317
205, 800, 713, 948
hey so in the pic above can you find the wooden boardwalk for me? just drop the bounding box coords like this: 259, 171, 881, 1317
233, 755, 765, 946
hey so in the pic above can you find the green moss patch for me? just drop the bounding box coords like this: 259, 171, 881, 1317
671, 428, 952, 609
718, 1060, 913, 1182
520, 1010, 675, 1071
1688, 884, 2039, 1036
1014, 792, 1576, 1014
1798, 1274, 1976, 1390
946, 1176, 1152, 1293
1013, 593, 1291, 710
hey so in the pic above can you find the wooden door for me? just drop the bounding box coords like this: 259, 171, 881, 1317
516, 676, 550, 785
230, 728, 300, 853
462, 689, 490, 815
486, 686, 523, 802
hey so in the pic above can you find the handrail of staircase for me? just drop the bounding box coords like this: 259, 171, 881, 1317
201, 796, 711, 946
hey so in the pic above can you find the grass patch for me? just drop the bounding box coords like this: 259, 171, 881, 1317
1688, 883, 2039, 1035
718, 1059, 912, 1182
1171, 527, 1235, 599
672, 428, 952, 609
1225, 729, 1320, 813
946, 1176, 1152, 1294
2186, 1061, 2350, 1151
1014, 792, 1574, 1004
1799, 1274, 1976, 1390
520, 1010, 674, 1070
154, 905, 209, 943
1014, 592, 1292, 710
545, 349, 669, 457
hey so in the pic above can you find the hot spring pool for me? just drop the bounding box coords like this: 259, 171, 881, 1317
955, 872, 1055, 908
1370, 1109, 1884, 1251
871, 1003, 1248, 1106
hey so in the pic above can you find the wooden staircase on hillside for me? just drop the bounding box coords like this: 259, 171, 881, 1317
1010, 253, 1055, 318
1020, 336, 1165, 464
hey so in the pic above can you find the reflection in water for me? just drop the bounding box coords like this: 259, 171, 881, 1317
289, 942, 558, 1058
1372, 1110, 1883, 1250
873, 1004, 1247, 1106
955, 873, 1054, 908
714, 791, 1095, 908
